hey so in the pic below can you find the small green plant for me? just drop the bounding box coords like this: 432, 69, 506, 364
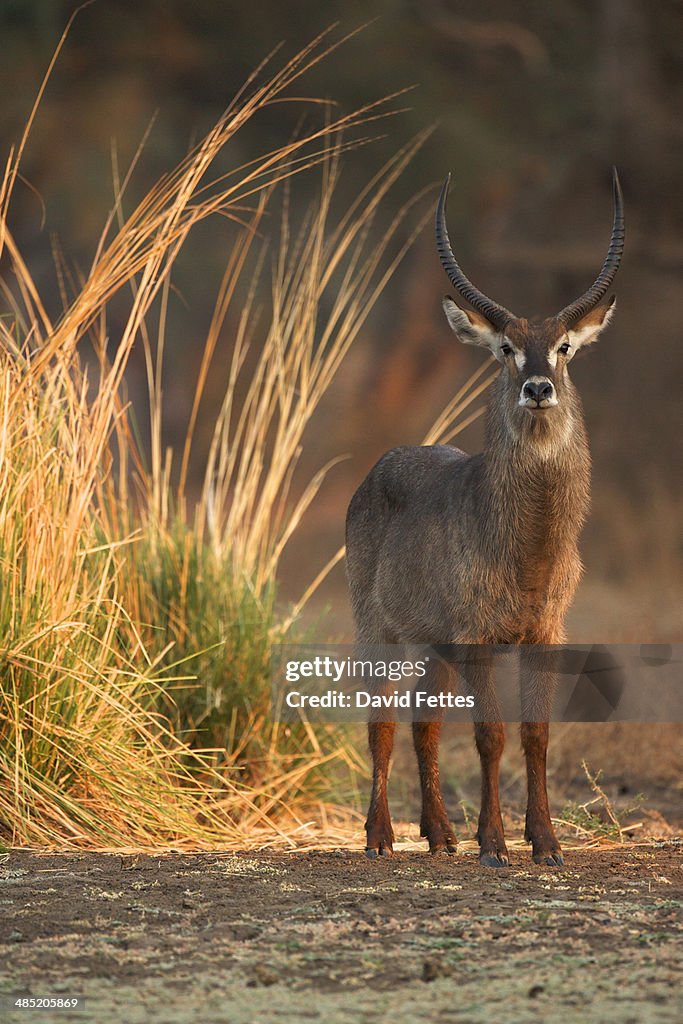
557, 761, 645, 843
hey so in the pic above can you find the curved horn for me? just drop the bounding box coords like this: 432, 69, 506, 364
435, 173, 516, 331
557, 167, 625, 328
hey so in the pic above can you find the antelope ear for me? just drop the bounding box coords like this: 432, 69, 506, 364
442, 296, 499, 349
566, 297, 616, 350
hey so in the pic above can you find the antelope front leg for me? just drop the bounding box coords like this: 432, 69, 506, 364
365, 719, 396, 858
466, 647, 509, 867
413, 719, 457, 854
413, 655, 457, 855
473, 721, 508, 866
520, 646, 564, 866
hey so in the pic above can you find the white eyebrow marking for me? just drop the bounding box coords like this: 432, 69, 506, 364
503, 335, 526, 370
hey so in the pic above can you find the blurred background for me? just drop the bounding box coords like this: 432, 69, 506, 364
2, 0, 681, 644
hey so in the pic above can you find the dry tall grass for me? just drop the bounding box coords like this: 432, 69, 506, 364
0, 22, 501, 852
0, 26, 437, 851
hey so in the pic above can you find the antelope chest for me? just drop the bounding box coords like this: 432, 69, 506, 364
507, 549, 579, 642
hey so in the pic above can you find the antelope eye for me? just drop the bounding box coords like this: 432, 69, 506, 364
558, 342, 571, 355
500, 343, 513, 356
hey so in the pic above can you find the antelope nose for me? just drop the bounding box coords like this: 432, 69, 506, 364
523, 378, 554, 405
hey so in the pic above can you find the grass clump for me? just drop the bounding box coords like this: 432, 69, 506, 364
0, 25, 425, 850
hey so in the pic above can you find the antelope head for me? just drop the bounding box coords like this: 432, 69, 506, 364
436, 170, 624, 432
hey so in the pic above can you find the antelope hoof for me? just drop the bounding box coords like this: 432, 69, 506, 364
429, 842, 457, 856
365, 820, 394, 858
366, 841, 393, 859
479, 851, 510, 868
477, 827, 509, 867
433, 843, 457, 856
366, 809, 394, 859
527, 827, 564, 866
421, 818, 457, 856
428, 832, 458, 856
533, 849, 565, 867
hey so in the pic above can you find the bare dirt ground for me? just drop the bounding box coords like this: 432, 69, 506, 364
1, 842, 681, 1024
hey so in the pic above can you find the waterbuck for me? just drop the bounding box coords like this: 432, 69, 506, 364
345, 170, 624, 867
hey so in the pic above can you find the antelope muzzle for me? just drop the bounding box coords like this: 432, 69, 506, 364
519, 376, 557, 410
